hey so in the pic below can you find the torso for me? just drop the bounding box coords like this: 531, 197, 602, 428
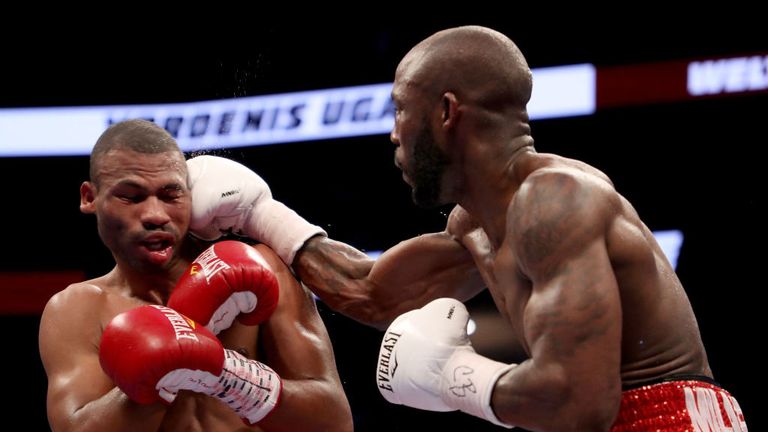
82, 263, 263, 431
451, 152, 712, 387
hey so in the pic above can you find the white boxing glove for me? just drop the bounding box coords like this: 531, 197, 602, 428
376, 298, 516, 428
186, 155, 326, 265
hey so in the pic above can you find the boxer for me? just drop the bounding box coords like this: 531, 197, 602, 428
39, 119, 352, 431
185, 25, 749, 431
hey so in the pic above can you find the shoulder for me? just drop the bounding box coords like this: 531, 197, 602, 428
512, 167, 619, 226
39, 282, 110, 363
42, 281, 108, 319
251, 243, 313, 304
251, 243, 291, 276
40, 282, 112, 337
250, 244, 324, 338
509, 168, 620, 269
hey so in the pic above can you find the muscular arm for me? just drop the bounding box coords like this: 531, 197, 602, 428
293, 206, 485, 329
492, 171, 622, 431
254, 244, 353, 432
40, 285, 166, 432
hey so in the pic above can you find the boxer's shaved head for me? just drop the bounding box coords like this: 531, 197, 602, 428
398, 25, 532, 111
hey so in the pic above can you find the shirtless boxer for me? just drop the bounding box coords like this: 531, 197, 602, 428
38, 119, 352, 432
185, 26, 748, 431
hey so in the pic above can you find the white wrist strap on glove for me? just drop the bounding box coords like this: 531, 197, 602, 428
244, 199, 326, 265
441, 348, 516, 428
156, 349, 281, 424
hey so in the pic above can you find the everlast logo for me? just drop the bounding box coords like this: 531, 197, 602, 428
377, 331, 402, 392
152, 305, 199, 342
195, 245, 231, 284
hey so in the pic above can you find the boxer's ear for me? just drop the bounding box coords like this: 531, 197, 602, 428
80, 181, 96, 214
441, 92, 459, 128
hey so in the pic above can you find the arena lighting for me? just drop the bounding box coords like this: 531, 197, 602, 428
0, 64, 595, 157
467, 319, 477, 336
3, 53, 763, 157
596, 53, 768, 107
688, 55, 768, 96
653, 230, 684, 270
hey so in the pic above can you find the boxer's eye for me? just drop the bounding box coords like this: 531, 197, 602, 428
161, 184, 185, 200
118, 194, 142, 203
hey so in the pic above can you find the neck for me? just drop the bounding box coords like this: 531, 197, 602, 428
110, 257, 189, 305
456, 136, 534, 248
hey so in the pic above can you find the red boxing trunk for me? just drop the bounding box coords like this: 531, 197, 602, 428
611, 379, 747, 431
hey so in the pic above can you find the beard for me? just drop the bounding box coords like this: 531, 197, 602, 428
409, 123, 449, 208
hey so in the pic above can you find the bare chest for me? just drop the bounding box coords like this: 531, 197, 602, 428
161, 392, 261, 431
461, 226, 531, 342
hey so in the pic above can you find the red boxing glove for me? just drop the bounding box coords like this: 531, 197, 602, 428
99, 305, 224, 404
168, 240, 279, 334
100, 305, 282, 424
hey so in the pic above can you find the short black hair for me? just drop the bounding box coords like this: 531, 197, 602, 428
90, 119, 181, 183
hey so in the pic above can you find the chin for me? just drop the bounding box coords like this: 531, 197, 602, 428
412, 189, 443, 209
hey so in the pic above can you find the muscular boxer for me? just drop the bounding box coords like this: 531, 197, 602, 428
185, 26, 748, 431
39, 119, 352, 432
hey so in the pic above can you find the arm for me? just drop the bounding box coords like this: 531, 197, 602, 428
294, 232, 482, 329
492, 171, 623, 431
39, 285, 166, 432
293, 205, 485, 329
253, 244, 353, 432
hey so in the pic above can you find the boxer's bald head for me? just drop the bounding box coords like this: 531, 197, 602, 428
391, 26, 533, 207
90, 119, 182, 184
397, 25, 532, 112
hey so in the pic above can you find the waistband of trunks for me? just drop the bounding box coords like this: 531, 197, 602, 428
623, 374, 720, 390
610, 379, 747, 431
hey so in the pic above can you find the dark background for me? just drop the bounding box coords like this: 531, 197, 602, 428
1, 17, 764, 430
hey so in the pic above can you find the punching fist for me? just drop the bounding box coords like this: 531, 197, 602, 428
186, 155, 326, 265
168, 240, 279, 335
376, 298, 515, 428
100, 305, 281, 424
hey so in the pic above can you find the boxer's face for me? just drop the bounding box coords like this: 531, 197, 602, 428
407, 121, 449, 208
391, 79, 449, 208
81, 148, 191, 273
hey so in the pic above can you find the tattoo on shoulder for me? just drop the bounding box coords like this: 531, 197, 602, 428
511, 174, 593, 266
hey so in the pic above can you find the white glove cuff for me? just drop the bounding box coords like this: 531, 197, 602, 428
441, 348, 516, 428
245, 199, 326, 265
205, 292, 258, 335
